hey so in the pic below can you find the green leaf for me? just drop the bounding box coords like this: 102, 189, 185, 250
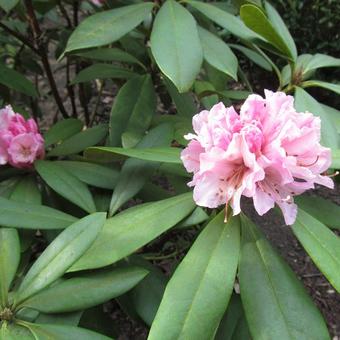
74, 47, 145, 69
152, 114, 192, 146
22, 267, 148, 313
138, 182, 173, 202
36, 311, 83, 326
122, 75, 157, 148
215, 294, 251, 340
163, 77, 196, 117
85, 147, 181, 164
35, 161, 96, 213
198, 26, 238, 80
78, 306, 116, 338
69, 193, 195, 271
219, 90, 251, 100
64, 2, 154, 54
264, 1, 297, 60
229, 44, 272, 71
0, 178, 19, 199
240, 4, 293, 59
294, 87, 338, 150
0, 228, 20, 305
0, 322, 34, 339
71, 64, 137, 84
239, 214, 329, 339
15, 213, 106, 303
150, 0, 203, 92
332, 149, 340, 169
124, 257, 167, 326
48, 124, 108, 157
281, 54, 313, 86
176, 207, 209, 229
186, 0, 259, 41
10, 176, 41, 205
321, 104, 340, 134
230, 315, 252, 340
0, 197, 77, 230
108, 76, 154, 147
302, 80, 340, 95
148, 213, 240, 340
295, 195, 340, 230
194, 80, 218, 109
303, 53, 340, 75
292, 209, 340, 292
0, 63, 37, 97
0, 0, 19, 13
109, 123, 174, 216
55, 161, 119, 190
9, 176, 41, 252
19, 322, 111, 340
0, 0, 19, 12
44, 119, 83, 147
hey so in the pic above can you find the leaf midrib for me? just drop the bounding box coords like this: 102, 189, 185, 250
40, 164, 95, 213
68, 3, 152, 49
247, 225, 294, 339
0, 204, 75, 225
76, 194, 193, 269
177, 223, 228, 337
18, 221, 95, 301
295, 218, 340, 272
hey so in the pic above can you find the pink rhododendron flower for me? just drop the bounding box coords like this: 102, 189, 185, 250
181, 90, 333, 225
0, 105, 44, 168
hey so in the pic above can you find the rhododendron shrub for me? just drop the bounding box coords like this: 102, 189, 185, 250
181, 90, 333, 225
1, 0, 340, 339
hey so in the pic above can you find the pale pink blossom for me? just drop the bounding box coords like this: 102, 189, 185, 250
0, 105, 15, 131
181, 90, 333, 225
0, 105, 44, 168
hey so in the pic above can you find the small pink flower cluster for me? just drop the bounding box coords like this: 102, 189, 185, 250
0, 105, 44, 168
181, 90, 333, 225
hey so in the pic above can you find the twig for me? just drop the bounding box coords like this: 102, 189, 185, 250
72, 0, 89, 125
78, 75, 90, 125
57, 0, 73, 28
302, 273, 323, 278
66, 57, 77, 117
0, 22, 40, 55
89, 80, 104, 126
73, 0, 79, 26
24, 0, 69, 118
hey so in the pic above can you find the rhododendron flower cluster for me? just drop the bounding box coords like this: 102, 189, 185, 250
0, 105, 44, 168
181, 90, 333, 225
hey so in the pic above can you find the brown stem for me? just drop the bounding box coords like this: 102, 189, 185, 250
57, 0, 73, 28
73, 0, 79, 26
24, 0, 69, 118
66, 57, 77, 117
89, 80, 104, 126
72, 0, 89, 125
78, 72, 90, 125
0, 22, 40, 55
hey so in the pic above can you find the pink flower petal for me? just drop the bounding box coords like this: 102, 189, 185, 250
181, 90, 333, 225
